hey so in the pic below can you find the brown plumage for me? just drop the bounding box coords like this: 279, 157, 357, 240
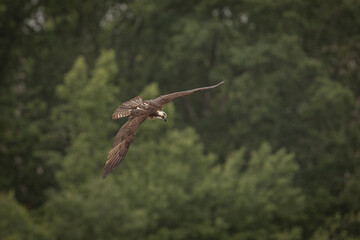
103, 81, 225, 178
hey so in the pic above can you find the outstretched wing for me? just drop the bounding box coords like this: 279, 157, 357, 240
112, 96, 143, 119
103, 115, 147, 178
152, 81, 224, 107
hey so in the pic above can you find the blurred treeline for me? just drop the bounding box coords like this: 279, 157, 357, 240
1, 0, 360, 239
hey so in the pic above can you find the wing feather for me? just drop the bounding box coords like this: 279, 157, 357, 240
122, 96, 143, 107
103, 115, 147, 178
103, 141, 128, 178
112, 96, 143, 119
153, 81, 224, 107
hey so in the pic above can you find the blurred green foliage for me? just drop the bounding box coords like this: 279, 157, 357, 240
1, 0, 360, 239
0, 193, 48, 240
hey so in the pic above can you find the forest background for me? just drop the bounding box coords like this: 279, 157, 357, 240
1, 0, 360, 239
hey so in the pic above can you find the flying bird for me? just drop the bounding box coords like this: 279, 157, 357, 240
103, 81, 225, 178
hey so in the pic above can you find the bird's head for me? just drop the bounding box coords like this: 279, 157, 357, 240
156, 110, 167, 122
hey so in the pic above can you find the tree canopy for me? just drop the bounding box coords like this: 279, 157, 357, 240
1, 0, 360, 239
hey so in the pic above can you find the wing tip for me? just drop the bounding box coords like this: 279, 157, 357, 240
102, 166, 113, 179
217, 81, 225, 86
102, 169, 109, 179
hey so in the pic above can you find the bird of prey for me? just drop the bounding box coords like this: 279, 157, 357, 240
103, 81, 225, 178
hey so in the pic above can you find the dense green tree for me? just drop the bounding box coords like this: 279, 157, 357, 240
44, 134, 306, 240
0, 193, 47, 240
223, 33, 359, 234
311, 212, 360, 240
44, 126, 216, 239
50, 50, 118, 186
1, 0, 360, 239
196, 143, 304, 240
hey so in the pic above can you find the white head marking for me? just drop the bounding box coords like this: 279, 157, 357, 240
157, 110, 166, 117
149, 110, 167, 121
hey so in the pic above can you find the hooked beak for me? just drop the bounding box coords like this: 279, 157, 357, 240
163, 118, 167, 122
